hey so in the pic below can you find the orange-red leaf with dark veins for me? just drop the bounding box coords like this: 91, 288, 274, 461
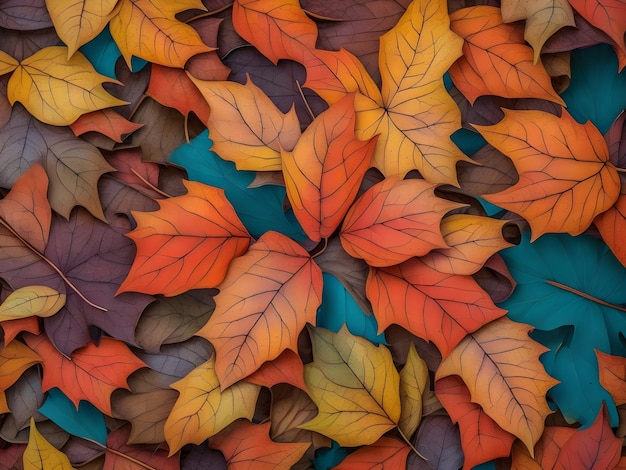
24, 333, 145, 416
245, 349, 308, 391
340, 176, 465, 267
196, 231, 323, 389
1, 316, 40, 345
69, 108, 143, 143
367, 257, 507, 357
118, 179, 251, 297
436, 375, 516, 470
333, 436, 411, 469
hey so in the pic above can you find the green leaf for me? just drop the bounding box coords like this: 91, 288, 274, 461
561, 43, 626, 134
317, 273, 386, 345
38, 388, 108, 445
499, 232, 626, 426
170, 130, 307, 240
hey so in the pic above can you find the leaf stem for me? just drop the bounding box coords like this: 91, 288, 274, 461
310, 238, 328, 259
546, 280, 626, 312
397, 427, 428, 461
130, 168, 173, 198
0, 218, 108, 312
80, 437, 157, 470
613, 166, 626, 173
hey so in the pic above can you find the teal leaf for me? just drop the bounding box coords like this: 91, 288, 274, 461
499, 232, 626, 426
561, 44, 626, 134
472, 461, 497, 470
170, 130, 307, 241
79, 26, 148, 79
316, 273, 386, 345
313, 441, 351, 470
38, 388, 108, 445
451, 128, 486, 157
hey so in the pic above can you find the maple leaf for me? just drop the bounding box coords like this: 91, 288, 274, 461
501, 0, 575, 63
282, 93, 377, 242
196, 231, 323, 388
476, 108, 620, 239
163, 355, 261, 455
448, 6, 565, 105
245, 349, 308, 390
596, 350, 626, 405
436, 317, 559, 455
333, 436, 411, 469
24, 333, 146, 415
354, 0, 470, 184
210, 420, 310, 469
118, 179, 251, 297
300, 326, 402, 447
367, 256, 507, 358
109, 0, 212, 68
69, 108, 143, 143
45, 0, 119, 58
7, 46, 128, 126
340, 176, 465, 267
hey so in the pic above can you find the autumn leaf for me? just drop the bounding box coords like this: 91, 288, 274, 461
210, 420, 310, 469
282, 93, 377, 242
118, 179, 251, 297
340, 176, 464, 267
23, 418, 75, 470
109, 0, 212, 68
367, 256, 507, 358
103, 425, 180, 470
196, 231, 323, 389
596, 350, 626, 405
0, 286, 65, 322
333, 436, 410, 469
501, 0, 575, 63
436, 375, 516, 469
398, 343, 428, 439
24, 334, 146, 415
420, 214, 519, 275
0, 340, 42, 414
163, 355, 261, 455
188, 75, 301, 171
0, 50, 18, 75
46, 0, 119, 58
475, 108, 620, 240
449, 7, 565, 106
300, 326, 401, 447
354, 0, 470, 183
436, 317, 558, 454
1, 317, 41, 345
69, 109, 143, 143
7, 46, 128, 126
245, 349, 308, 391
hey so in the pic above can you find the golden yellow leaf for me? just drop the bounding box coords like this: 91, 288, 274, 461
0, 286, 65, 322
436, 317, 558, 455
110, 0, 212, 68
189, 75, 301, 171
0, 50, 18, 76
300, 326, 401, 447
7, 46, 127, 126
46, 0, 120, 58
0, 340, 42, 414
399, 343, 428, 439
354, 0, 470, 184
163, 355, 261, 456
23, 418, 76, 470
501, 0, 575, 63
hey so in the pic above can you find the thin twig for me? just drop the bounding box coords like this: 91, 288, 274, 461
80, 437, 157, 470
397, 427, 428, 461
546, 279, 626, 312
296, 80, 316, 121
130, 168, 173, 198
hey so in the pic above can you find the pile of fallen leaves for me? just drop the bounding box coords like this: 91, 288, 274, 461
0, 0, 625, 468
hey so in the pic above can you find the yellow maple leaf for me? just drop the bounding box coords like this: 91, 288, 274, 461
7, 46, 127, 126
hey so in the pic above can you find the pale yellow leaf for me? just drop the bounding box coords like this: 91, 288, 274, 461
23, 418, 76, 470
399, 343, 429, 438
0, 286, 66, 322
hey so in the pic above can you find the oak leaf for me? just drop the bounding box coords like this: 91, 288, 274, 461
109, 0, 212, 68
596, 350, 626, 405
23, 333, 146, 415
196, 231, 323, 388
45, 0, 119, 58
436, 375, 516, 470
188, 75, 301, 171
210, 420, 310, 469
475, 108, 620, 240
354, 0, 470, 183
0, 286, 65, 322
282, 93, 377, 242
23, 418, 75, 470
118, 179, 251, 297
501, 0, 575, 63
448, 6, 565, 105
340, 176, 465, 267
7, 46, 127, 126
436, 317, 558, 454
300, 326, 401, 447
0, 340, 42, 414
398, 343, 428, 439
367, 256, 506, 358
163, 355, 261, 455
333, 436, 410, 469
